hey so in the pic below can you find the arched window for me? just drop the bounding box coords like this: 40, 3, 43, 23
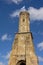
17, 60, 26, 65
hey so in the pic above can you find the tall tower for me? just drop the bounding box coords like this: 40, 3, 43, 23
8, 11, 38, 65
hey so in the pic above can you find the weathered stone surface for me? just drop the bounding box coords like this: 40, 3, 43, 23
8, 11, 38, 65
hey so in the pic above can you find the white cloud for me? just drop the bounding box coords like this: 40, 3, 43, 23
0, 52, 10, 65
10, 6, 43, 21
28, 7, 43, 21
5, 52, 11, 60
2, 51, 11, 60
38, 32, 43, 35
37, 42, 43, 51
0, 62, 4, 65
5, 0, 23, 4
38, 56, 43, 62
11, 0, 23, 4
1, 34, 12, 41
10, 6, 26, 17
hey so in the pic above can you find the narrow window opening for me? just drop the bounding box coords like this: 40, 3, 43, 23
23, 19, 25, 22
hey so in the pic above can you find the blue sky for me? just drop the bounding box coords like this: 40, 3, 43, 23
0, 0, 43, 65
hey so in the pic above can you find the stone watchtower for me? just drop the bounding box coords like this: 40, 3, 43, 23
8, 11, 38, 65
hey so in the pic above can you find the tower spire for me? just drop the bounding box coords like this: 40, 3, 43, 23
19, 11, 30, 33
